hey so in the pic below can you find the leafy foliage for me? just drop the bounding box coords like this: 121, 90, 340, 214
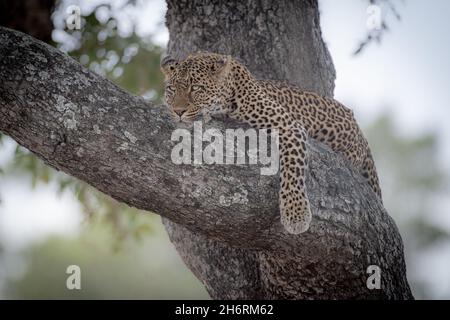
0, 2, 167, 245
54, 3, 165, 100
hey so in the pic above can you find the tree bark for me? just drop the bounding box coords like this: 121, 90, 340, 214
0, 5, 412, 300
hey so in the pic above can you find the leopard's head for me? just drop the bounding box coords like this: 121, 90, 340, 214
160, 52, 232, 122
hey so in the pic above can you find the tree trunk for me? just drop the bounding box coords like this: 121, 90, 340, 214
162, 0, 412, 299
0, 0, 413, 299
0, 0, 55, 43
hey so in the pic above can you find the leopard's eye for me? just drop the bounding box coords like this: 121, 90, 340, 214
191, 85, 203, 92
166, 85, 175, 92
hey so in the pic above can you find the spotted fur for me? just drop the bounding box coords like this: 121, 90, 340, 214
161, 52, 382, 234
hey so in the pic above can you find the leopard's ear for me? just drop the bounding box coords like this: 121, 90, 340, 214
210, 55, 231, 78
160, 55, 178, 78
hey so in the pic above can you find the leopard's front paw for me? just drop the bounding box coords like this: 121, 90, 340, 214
280, 206, 312, 234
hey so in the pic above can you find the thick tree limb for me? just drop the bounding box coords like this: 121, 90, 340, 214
0, 27, 413, 299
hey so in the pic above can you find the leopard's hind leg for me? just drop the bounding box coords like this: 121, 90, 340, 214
361, 150, 382, 201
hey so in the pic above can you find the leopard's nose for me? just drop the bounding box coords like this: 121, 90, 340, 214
173, 109, 186, 117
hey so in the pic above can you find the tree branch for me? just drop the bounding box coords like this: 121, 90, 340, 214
0, 27, 413, 299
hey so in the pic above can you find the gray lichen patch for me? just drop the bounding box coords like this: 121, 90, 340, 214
88, 94, 96, 103
124, 131, 137, 143
116, 142, 129, 152
54, 95, 78, 112
53, 95, 79, 130
25, 64, 37, 81
28, 49, 48, 64
192, 185, 213, 199
63, 116, 78, 130
93, 124, 101, 134
81, 106, 91, 117
218, 174, 235, 182
38, 70, 50, 80
76, 147, 84, 157
219, 187, 249, 207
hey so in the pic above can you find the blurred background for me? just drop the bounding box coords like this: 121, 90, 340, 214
0, 0, 449, 299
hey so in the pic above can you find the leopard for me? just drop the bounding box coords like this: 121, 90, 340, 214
161, 52, 382, 234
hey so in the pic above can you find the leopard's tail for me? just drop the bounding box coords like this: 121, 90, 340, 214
361, 150, 383, 202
